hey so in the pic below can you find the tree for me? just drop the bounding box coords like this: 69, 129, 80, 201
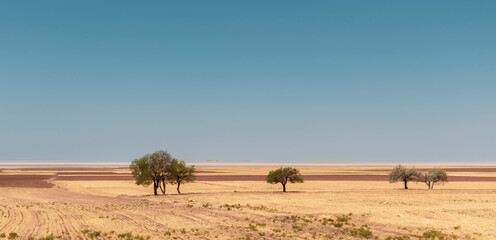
388, 165, 422, 189
130, 154, 153, 191
423, 168, 448, 189
130, 150, 172, 195
266, 167, 304, 192
167, 159, 196, 194
149, 150, 173, 194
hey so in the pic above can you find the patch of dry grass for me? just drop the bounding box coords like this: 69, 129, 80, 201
0, 166, 495, 239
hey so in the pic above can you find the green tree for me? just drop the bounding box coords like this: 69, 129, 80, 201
130, 150, 172, 195
167, 159, 196, 194
150, 150, 173, 194
388, 165, 422, 189
266, 167, 304, 192
423, 168, 448, 189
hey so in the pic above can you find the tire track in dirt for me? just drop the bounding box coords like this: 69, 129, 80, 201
0, 204, 20, 233
110, 211, 165, 233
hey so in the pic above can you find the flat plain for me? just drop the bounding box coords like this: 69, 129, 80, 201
1, 166, 496, 239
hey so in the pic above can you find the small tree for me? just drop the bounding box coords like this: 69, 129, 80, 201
150, 150, 172, 194
423, 168, 448, 189
130, 150, 172, 195
130, 154, 153, 191
167, 159, 196, 194
388, 165, 422, 189
266, 167, 304, 192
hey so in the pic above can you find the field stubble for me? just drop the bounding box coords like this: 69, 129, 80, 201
0, 166, 495, 239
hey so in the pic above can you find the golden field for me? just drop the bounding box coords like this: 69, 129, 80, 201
1, 166, 496, 239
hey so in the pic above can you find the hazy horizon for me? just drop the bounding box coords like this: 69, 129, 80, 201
1, 1, 495, 163
2, 160, 496, 169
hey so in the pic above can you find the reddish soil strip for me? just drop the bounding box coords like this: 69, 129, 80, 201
369, 168, 496, 172
53, 175, 496, 182
0, 175, 55, 188
56, 172, 121, 175
55, 171, 219, 175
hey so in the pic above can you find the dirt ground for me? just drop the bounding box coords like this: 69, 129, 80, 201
1, 166, 496, 239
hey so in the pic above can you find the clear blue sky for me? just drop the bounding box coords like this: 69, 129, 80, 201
1, 1, 495, 162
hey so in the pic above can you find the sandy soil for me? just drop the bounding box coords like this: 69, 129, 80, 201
1, 166, 495, 239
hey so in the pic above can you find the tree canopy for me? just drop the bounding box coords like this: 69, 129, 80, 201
388, 165, 422, 189
130, 150, 172, 195
167, 158, 196, 194
266, 167, 304, 192
423, 168, 448, 189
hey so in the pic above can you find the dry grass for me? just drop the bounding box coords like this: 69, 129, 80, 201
0, 166, 495, 239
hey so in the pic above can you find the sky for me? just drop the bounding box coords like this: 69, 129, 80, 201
0, 1, 495, 163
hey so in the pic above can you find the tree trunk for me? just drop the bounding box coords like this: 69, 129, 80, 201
153, 180, 158, 195
159, 179, 166, 194
177, 181, 181, 194
431, 182, 435, 189
282, 183, 286, 192
404, 180, 408, 189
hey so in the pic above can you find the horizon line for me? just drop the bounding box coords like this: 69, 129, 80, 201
1, 160, 496, 169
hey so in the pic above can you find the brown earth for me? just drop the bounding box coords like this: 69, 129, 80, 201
1, 166, 496, 240
369, 167, 496, 172
3, 169, 496, 189
0, 175, 54, 188
53, 174, 496, 182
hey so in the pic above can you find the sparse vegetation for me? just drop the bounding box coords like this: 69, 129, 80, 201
421, 230, 459, 239
0, 166, 491, 239
7, 233, 17, 239
292, 225, 303, 232
37, 235, 55, 240
117, 232, 132, 239
81, 230, 101, 239
221, 203, 242, 210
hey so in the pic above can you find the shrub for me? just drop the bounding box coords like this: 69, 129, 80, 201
87, 231, 101, 238
292, 225, 303, 232
248, 224, 257, 231
333, 222, 343, 227
37, 235, 54, 240
358, 227, 372, 238
422, 230, 445, 239
7, 233, 17, 239
117, 232, 132, 239
337, 216, 351, 223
